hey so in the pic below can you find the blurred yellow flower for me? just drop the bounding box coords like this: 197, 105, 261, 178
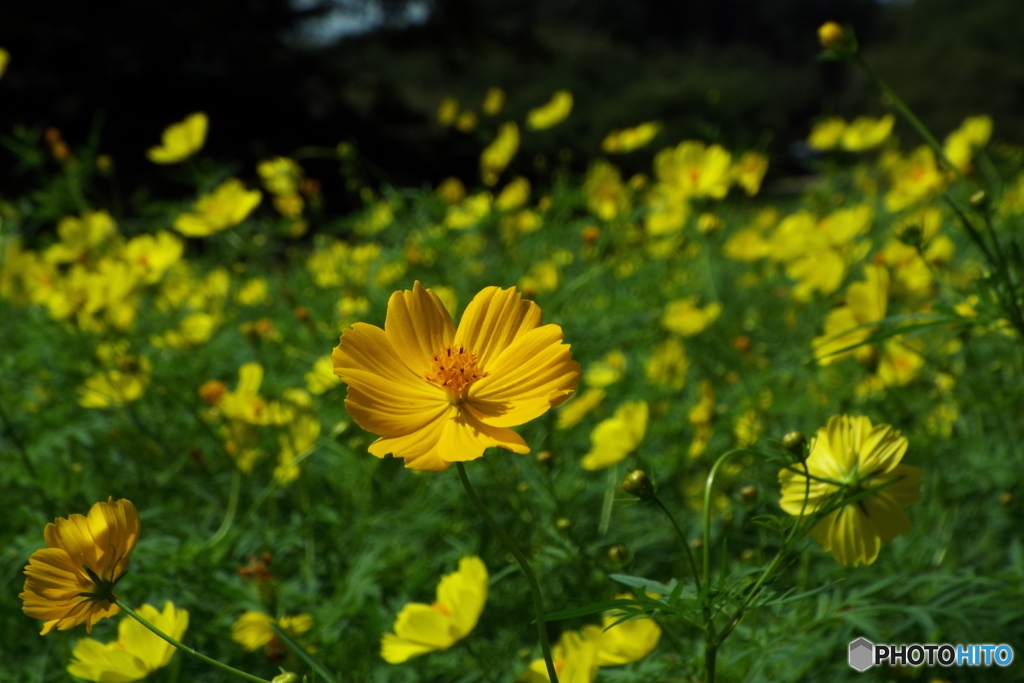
482, 87, 505, 116
840, 114, 894, 151
381, 557, 488, 663
813, 264, 889, 365
662, 296, 722, 337
44, 211, 117, 265
436, 177, 467, 203
20, 498, 140, 634
151, 312, 218, 349
0, 48, 9, 78
943, 115, 992, 172
556, 387, 606, 430
219, 362, 294, 428
305, 355, 342, 394
437, 96, 459, 126
584, 160, 629, 221
258, 157, 303, 196
778, 415, 922, 566
584, 350, 627, 388
236, 277, 269, 306
807, 117, 846, 150
332, 283, 580, 471
595, 600, 661, 666
527, 90, 573, 130
645, 338, 689, 390
580, 401, 648, 470
877, 340, 925, 387
496, 177, 531, 211
730, 151, 769, 195
68, 602, 188, 683
124, 231, 183, 284
147, 112, 207, 164
480, 122, 520, 186
78, 356, 152, 409
519, 260, 560, 295
455, 110, 478, 132
601, 121, 662, 154
446, 193, 493, 230
174, 178, 262, 237
232, 611, 313, 656
654, 141, 732, 200
276, 414, 321, 485
883, 146, 946, 212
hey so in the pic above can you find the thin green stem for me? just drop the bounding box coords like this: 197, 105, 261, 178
206, 469, 241, 547
455, 462, 559, 683
270, 622, 340, 683
652, 497, 702, 595
702, 449, 754, 590
113, 599, 271, 683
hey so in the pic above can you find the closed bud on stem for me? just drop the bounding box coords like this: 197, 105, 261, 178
607, 544, 629, 564
739, 485, 758, 504
536, 450, 553, 471
817, 22, 858, 59
782, 431, 807, 459
622, 470, 655, 500
272, 673, 300, 683
969, 190, 990, 212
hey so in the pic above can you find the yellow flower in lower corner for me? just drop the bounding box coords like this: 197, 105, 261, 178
581, 401, 648, 470
232, 611, 313, 657
332, 282, 580, 472
778, 415, 922, 566
381, 557, 488, 663
21, 498, 140, 634
68, 602, 188, 683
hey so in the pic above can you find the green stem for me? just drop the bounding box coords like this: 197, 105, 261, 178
206, 469, 241, 547
455, 462, 560, 683
702, 449, 753, 589
652, 496, 702, 595
113, 599, 271, 683
705, 642, 718, 683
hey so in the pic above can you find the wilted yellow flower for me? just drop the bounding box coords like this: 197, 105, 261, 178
437, 96, 459, 126
808, 117, 846, 151
584, 160, 629, 221
68, 602, 188, 683
381, 557, 488, 663
482, 87, 505, 116
943, 115, 992, 172
480, 122, 520, 186
662, 296, 722, 337
232, 611, 313, 655
602, 121, 662, 154
147, 112, 208, 164
730, 151, 769, 195
21, 498, 140, 634
556, 388, 606, 430
332, 283, 580, 471
778, 415, 922, 566
174, 179, 262, 237
526, 90, 574, 130
581, 401, 648, 470
840, 114, 894, 151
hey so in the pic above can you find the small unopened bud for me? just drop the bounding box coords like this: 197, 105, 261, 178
817, 22, 857, 59
781, 431, 806, 458
272, 673, 300, 683
536, 450, 553, 471
622, 470, 654, 500
739, 485, 758, 504
969, 190, 989, 211
556, 517, 571, 530
607, 544, 628, 564
818, 22, 845, 49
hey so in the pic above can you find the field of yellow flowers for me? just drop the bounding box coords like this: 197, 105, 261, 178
2, 27, 1024, 683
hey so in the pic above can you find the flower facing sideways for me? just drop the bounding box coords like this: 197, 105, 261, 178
147, 112, 208, 164
68, 602, 188, 683
232, 611, 313, 658
381, 557, 488, 663
21, 498, 140, 634
778, 415, 922, 566
333, 282, 580, 471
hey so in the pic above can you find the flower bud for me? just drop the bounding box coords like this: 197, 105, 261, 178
969, 190, 990, 211
817, 22, 857, 59
556, 517, 571, 530
607, 544, 629, 565
536, 450, 553, 471
739, 485, 758, 504
781, 431, 806, 458
622, 470, 654, 500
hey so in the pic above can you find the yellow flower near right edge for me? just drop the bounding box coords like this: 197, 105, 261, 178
778, 415, 922, 567
174, 178, 262, 237
381, 557, 488, 663
147, 112, 208, 164
580, 401, 648, 470
21, 498, 140, 634
68, 602, 188, 682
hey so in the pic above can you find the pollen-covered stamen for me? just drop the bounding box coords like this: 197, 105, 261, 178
425, 344, 487, 401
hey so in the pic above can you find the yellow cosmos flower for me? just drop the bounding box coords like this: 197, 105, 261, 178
78, 356, 152, 409
381, 557, 488, 663
662, 296, 722, 337
526, 90, 573, 130
556, 388, 606, 430
601, 121, 662, 154
482, 87, 505, 116
68, 602, 188, 683
232, 611, 313, 656
813, 264, 889, 365
123, 231, 183, 284
778, 415, 923, 566
44, 211, 117, 265
584, 160, 629, 221
147, 112, 208, 164
333, 283, 580, 472
174, 178, 262, 237
219, 363, 294, 427
495, 177, 531, 211
943, 115, 992, 172
654, 141, 733, 200
730, 151, 769, 196
645, 338, 689, 390
584, 350, 627, 388
808, 117, 846, 151
258, 157, 303, 196
481, 122, 520, 186
580, 401, 648, 470
840, 114, 894, 152
21, 498, 140, 634
305, 355, 342, 394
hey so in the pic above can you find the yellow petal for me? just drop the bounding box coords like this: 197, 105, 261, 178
384, 282, 456, 377
119, 602, 187, 671
382, 603, 456, 663
454, 286, 542, 369
437, 409, 529, 463
68, 638, 149, 683
435, 557, 488, 639
368, 408, 454, 471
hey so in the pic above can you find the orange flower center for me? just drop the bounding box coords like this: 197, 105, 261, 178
431, 600, 453, 616
426, 345, 486, 402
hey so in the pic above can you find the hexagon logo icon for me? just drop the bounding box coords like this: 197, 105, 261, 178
849, 637, 874, 672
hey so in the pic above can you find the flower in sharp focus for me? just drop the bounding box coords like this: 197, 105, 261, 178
68, 602, 188, 683
778, 415, 922, 566
147, 112, 208, 164
332, 282, 580, 471
21, 498, 140, 634
381, 557, 488, 663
